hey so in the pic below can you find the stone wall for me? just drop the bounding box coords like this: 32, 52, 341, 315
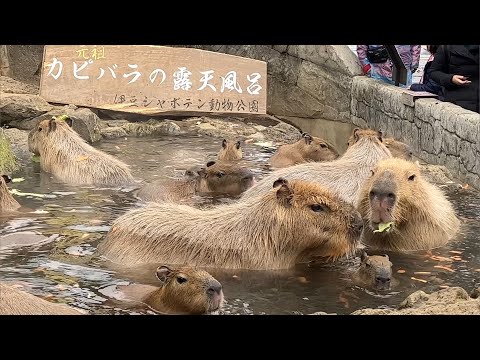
351, 77, 480, 189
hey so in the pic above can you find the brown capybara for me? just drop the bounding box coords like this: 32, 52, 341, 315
270, 133, 339, 168
28, 116, 135, 186
357, 158, 460, 251
218, 139, 242, 161
0, 175, 20, 213
0, 283, 83, 315
135, 161, 255, 203
140, 265, 223, 315
97, 178, 364, 269
347, 132, 412, 161
242, 128, 392, 205
351, 251, 397, 291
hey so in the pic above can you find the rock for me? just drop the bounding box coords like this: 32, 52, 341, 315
2, 128, 31, 165
11, 105, 76, 130
352, 287, 480, 315
420, 164, 457, 185
100, 126, 128, 139
121, 123, 156, 137
0, 93, 53, 124
470, 287, 480, 299
0, 232, 57, 250
68, 108, 102, 143
0, 128, 19, 173
153, 121, 181, 135
309, 311, 337, 315
3, 45, 44, 85
248, 132, 265, 141
0, 76, 39, 95
261, 121, 303, 144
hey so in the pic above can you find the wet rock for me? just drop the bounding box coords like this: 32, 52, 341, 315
152, 121, 181, 135
101, 126, 128, 139
352, 287, 480, 315
0, 76, 39, 95
0, 93, 53, 124
12, 104, 78, 130
0, 232, 58, 250
67, 108, 102, 143
420, 163, 459, 186
121, 123, 157, 137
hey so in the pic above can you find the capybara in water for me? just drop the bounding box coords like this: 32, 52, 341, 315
28, 116, 135, 186
357, 158, 460, 251
135, 161, 255, 203
270, 133, 339, 168
351, 251, 397, 291
218, 139, 242, 161
97, 178, 364, 269
347, 131, 412, 161
0, 283, 83, 315
0, 175, 20, 213
242, 128, 392, 205
140, 265, 223, 314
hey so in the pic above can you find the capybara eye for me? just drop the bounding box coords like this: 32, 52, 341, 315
176, 276, 187, 284
365, 262, 371, 267
38, 127, 42, 132
408, 174, 416, 181
320, 144, 328, 149
216, 172, 225, 178
310, 204, 324, 212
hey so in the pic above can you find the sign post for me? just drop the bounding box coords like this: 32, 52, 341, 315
40, 45, 267, 116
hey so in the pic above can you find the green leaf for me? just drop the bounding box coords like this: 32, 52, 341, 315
373, 222, 394, 233
56, 114, 70, 122
11, 177, 25, 183
31, 155, 40, 163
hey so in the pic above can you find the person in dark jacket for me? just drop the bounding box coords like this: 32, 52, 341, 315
429, 45, 479, 113
410, 45, 443, 99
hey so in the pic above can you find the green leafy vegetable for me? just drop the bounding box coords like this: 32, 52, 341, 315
11, 177, 25, 183
373, 222, 394, 233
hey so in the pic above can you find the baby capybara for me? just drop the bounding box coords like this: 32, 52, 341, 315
218, 139, 242, 161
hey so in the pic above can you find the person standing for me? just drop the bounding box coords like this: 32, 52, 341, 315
429, 45, 479, 113
357, 45, 421, 87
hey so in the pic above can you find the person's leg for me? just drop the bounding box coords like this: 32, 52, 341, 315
370, 66, 394, 85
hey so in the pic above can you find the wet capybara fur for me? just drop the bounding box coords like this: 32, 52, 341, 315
242, 128, 392, 205
218, 139, 242, 161
28, 117, 134, 186
98, 178, 364, 269
143, 265, 224, 314
136, 161, 255, 203
270, 133, 339, 168
351, 251, 397, 291
357, 158, 460, 251
0, 175, 20, 213
0, 283, 82, 315
347, 133, 412, 161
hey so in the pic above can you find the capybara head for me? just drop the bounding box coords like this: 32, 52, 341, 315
218, 139, 243, 161
28, 116, 74, 155
197, 160, 254, 195
148, 265, 224, 314
384, 138, 413, 160
360, 158, 424, 233
347, 128, 384, 147
298, 133, 339, 162
358, 251, 393, 291
270, 178, 364, 261
1, 174, 20, 212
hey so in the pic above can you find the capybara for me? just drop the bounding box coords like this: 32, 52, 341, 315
347, 132, 412, 161
0, 283, 83, 315
0, 175, 20, 213
97, 178, 364, 269
135, 161, 255, 203
218, 139, 242, 161
28, 116, 135, 186
357, 158, 460, 251
270, 133, 339, 168
351, 251, 396, 291
141, 265, 223, 314
242, 128, 392, 205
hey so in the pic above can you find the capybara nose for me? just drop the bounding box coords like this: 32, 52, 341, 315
206, 282, 222, 296
370, 189, 396, 202
376, 276, 391, 284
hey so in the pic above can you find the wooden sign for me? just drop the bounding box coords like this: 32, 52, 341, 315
39, 45, 267, 116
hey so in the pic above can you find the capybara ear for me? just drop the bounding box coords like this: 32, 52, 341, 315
360, 250, 369, 263
303, 133, 313, 145
414, 160, 421, 169
206, 161, 216, 167
64, 117, 74, 128
197, 168, 206, 177
235, 141, 241, 150
370, 169, 375, 177
383, 254, 389, 261
274, 178, 293, 206
48, 118, 57, 133
377, 130, 383, 142
156, 265, 174, 285
1, 175, 12, 183
353, 128, 361, 142
222, 139, 227, 149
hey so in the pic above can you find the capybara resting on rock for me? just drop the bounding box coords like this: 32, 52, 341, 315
270, 133, 339, 168
242, 128, 392, 205
119, 265, 224, 315
351, 251, 397, 291
357, 158, 460, 251
0, 283, 83, 315
0, 175, 20, 213
97, 178, 364, 269
135, 161, 255, 203
218, 139, 242, 161
28, 116, 135, 186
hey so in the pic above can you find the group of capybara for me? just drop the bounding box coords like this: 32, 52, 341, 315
0, 116, 461, 315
